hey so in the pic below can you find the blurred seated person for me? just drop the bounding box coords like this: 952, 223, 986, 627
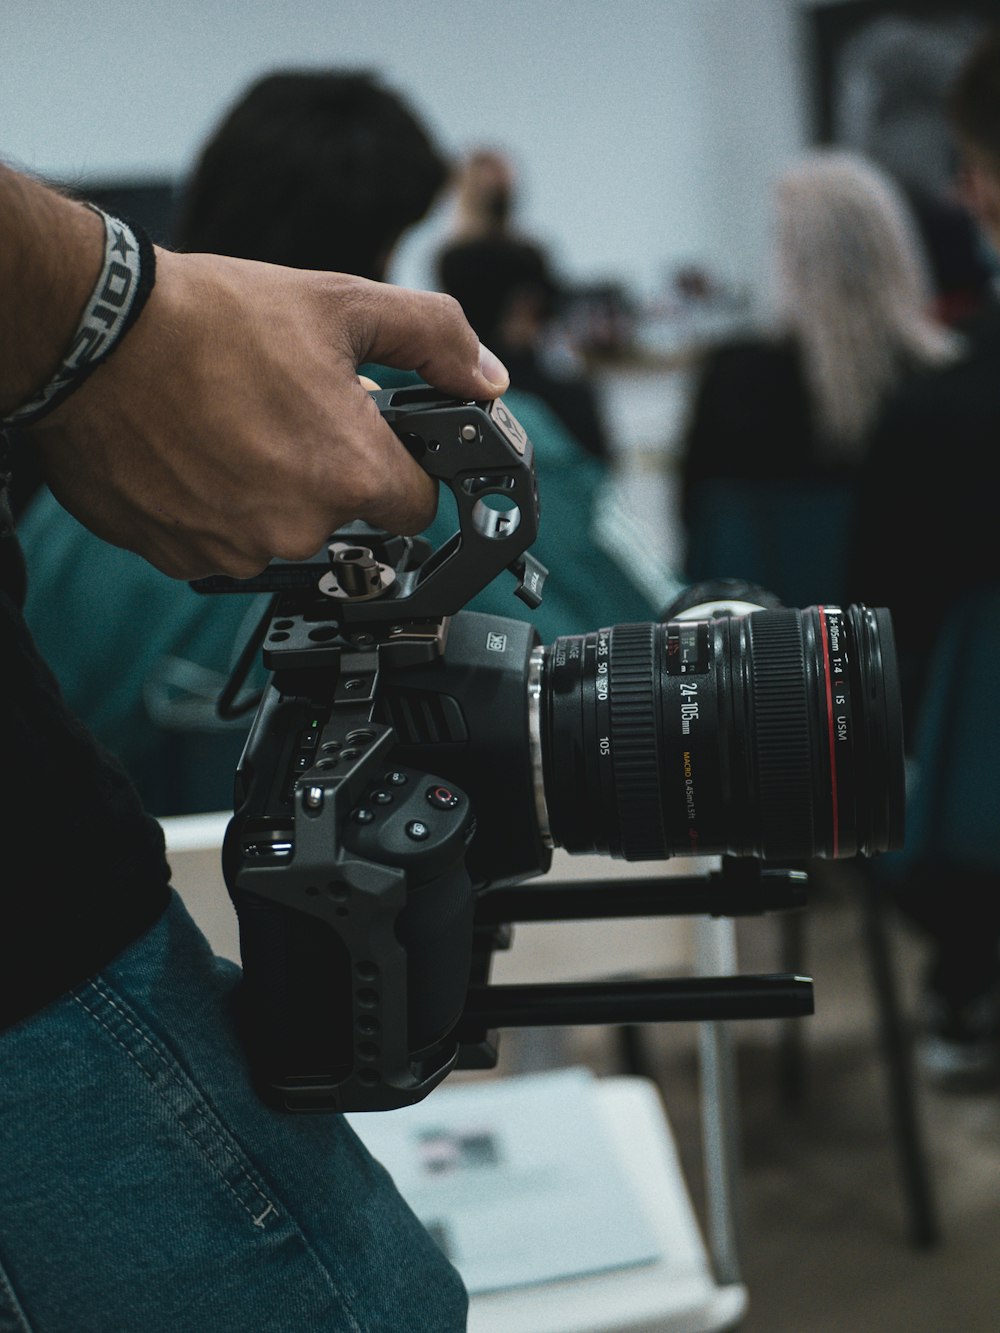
845, 27, 1000, 1085
437, 232, 612, 462
678, 147, 957, 605
18, 69, 658, 817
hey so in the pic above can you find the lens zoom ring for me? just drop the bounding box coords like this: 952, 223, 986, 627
749, 612, 815, 859
609, 623, 666, 857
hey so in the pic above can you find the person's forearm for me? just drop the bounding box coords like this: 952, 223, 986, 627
0, 162, 104, 418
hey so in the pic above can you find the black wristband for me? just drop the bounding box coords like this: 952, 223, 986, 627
1, 205, 156, 430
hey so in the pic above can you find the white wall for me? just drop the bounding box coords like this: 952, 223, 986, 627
0, 0, 810, 307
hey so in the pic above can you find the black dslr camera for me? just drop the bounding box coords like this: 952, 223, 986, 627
194, 386, 905, 1113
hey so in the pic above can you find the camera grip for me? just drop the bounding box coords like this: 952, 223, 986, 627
229, 765, 477, 1111
342, 773, 478, 1051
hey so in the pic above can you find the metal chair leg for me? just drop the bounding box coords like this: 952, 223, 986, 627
777, 908, 808, 1108
858, 872, 941, 1248
617, 1022, 665, 1082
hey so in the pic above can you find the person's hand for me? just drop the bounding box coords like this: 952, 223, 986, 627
29, 249, 509, 579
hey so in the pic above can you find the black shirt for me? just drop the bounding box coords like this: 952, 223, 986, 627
677, 336, 863, 608
678, 335, 856, 524
846, 302, 1000, 733
1, 447, 171, 1030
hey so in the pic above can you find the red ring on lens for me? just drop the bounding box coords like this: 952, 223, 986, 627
817, 606, 839, 858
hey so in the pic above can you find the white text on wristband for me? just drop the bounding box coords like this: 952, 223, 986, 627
2, 206, 149, 428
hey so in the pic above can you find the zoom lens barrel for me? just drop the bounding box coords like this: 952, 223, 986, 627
539, 604, 905, 863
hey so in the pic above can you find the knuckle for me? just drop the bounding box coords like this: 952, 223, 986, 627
397, 490, 436, 536
270, 530, 329, 563
349, 466, 384, 510
430, 290, 470, 333
210, 548, 272, 581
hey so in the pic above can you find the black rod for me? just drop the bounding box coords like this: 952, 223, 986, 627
473, 870, 807, 925
457, 973, 814, 1036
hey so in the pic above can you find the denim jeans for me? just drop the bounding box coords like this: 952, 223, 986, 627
0, 891, 468, 1332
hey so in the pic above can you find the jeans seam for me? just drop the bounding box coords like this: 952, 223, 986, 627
71, 980, 278, 1231
71, 976, 364, 1332
0, 1253, 33, 1333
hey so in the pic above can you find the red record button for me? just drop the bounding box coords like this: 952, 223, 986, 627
426, 784, 460, 810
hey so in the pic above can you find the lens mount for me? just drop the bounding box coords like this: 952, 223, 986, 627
528, 645, 554, 849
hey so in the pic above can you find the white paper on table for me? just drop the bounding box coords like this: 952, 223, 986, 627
347, 1066, 664, 1296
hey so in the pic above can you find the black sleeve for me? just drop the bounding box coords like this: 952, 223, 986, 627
0, 479, 172, 1029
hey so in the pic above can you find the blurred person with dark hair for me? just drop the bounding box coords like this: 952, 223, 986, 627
846, 25, 1000, 1086
173, 69, 448, 278
437, 232, 612, 462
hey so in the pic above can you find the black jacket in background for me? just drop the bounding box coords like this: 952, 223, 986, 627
846, 301, 1000, 733
678, 336, 855, 529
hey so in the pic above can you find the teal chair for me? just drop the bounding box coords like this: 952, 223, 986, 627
859, 588, 1000, 1245
682, 476, 858, 610
890, 587, 1000, 875
18, 486, 270, 816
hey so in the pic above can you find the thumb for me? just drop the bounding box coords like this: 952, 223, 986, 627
349, 283, 509, 399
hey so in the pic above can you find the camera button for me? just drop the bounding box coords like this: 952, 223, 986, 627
426, 785, 460, 810
351, 807, 376, 825
370, 789, 394, 806
405, 820, 431, 841
384, 771, 409, 787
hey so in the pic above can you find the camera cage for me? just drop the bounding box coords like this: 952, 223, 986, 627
193, 386, 814, 1113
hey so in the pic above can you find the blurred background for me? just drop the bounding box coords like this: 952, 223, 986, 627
7, 2, 1000, 1329
7, 0, 991, 580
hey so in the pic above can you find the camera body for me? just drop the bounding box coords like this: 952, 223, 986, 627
195, 387, 901, 1113
201, 387, 554, 1110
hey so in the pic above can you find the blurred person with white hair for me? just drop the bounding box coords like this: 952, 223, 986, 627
678, 146, 958, 531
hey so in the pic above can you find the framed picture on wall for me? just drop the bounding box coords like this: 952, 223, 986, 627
807, 1, 998, 320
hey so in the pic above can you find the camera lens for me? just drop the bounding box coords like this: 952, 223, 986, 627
536, 604, 905, 862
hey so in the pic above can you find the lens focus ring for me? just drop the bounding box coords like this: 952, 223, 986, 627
609, 623, 666, 858
748, 610, 815, 860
